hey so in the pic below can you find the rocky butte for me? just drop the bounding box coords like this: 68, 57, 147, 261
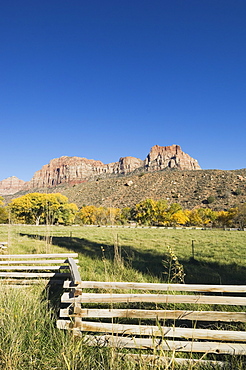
0, 176, 26, 196
144, 145, 200, 171
0, 145, 201, 195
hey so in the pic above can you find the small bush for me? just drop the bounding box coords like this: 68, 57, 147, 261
207, 196, 215, 204
233, 188, 242, 196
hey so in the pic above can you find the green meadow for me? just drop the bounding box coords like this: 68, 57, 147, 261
0, 225, 245, 369
2, 224, 245, 284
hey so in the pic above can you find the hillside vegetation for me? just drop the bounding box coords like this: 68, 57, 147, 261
6, 169, 246, 211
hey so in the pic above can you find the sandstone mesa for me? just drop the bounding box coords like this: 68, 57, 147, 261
0, 145, 201, 195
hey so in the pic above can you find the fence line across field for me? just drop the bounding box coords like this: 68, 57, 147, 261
0, 253, 245, 367
58, 260, 246, 366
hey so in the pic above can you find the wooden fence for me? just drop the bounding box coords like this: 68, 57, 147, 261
57, 264, 246, 366
0, 254, 245, 366
0, 253, 79, 285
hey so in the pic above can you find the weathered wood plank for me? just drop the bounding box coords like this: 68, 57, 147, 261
59, 307, 246, 322
68, 257, 81, 285
0, 253, 78, 259
0, 259, 79, 265
63, 280, 246, 293
0, 272, 70, 278
61, 292, 246, 305
56, 324, 246, 355
71, 321, 246, 342
0, 265, 69, 271
0, 279, 64, 285
83, 335, 246, 355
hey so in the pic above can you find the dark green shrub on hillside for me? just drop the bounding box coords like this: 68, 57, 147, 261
233, 188, 242, 196
207, 196, 215, 204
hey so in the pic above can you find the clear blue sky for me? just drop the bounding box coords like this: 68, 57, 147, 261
1, 0, 246, 181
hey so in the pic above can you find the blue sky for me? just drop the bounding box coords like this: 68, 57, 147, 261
1, 0, 246, 181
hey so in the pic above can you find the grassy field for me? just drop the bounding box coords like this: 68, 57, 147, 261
0, 225, 245, 369
2, 224, 245, 284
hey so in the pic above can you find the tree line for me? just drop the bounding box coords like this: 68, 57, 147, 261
0, 193, 245, 229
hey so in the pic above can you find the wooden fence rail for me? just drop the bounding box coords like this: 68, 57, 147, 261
0, 253, 78, 285
57, 270, 246, 367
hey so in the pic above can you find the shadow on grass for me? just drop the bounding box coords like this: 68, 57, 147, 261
19, 233, 246, 285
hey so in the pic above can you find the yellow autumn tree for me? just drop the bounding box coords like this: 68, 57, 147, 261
216, 210, 231, 227
78, 205, 121, 225
135, 199, 158, 225
197, 208, 217, 226
155, 200, 169, 225
186, 208, 217, 227
187, 209, 203, 226
9, 193, 78, 225
161, 203, 183, 226
77, 205, 98, 225
0, 196, 8, 224
170, 209, 190, 226
105, 207, 121, 225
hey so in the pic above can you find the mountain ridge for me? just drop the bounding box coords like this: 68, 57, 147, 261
0, 144, 200, 195
2, 145, 245, 212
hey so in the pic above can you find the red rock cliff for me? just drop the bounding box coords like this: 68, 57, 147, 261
144, 145, 201, 171
0, 176, 26, 195
1, 145, 201, 193
25, 155, 144, 189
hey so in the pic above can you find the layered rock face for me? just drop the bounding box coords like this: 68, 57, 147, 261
25, 145, 200, 189
144, 145, 201, 171
26, 156, 105, 188
25, 155, 144, 189
0, 176, 25, 195
1, 145, 201, 194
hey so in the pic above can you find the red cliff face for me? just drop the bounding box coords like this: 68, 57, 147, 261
26, 156, 105, 188
0, 176, 26, 195
144, 145, 201, 171
1, 145, 201, 194
25, 155, 144, 189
